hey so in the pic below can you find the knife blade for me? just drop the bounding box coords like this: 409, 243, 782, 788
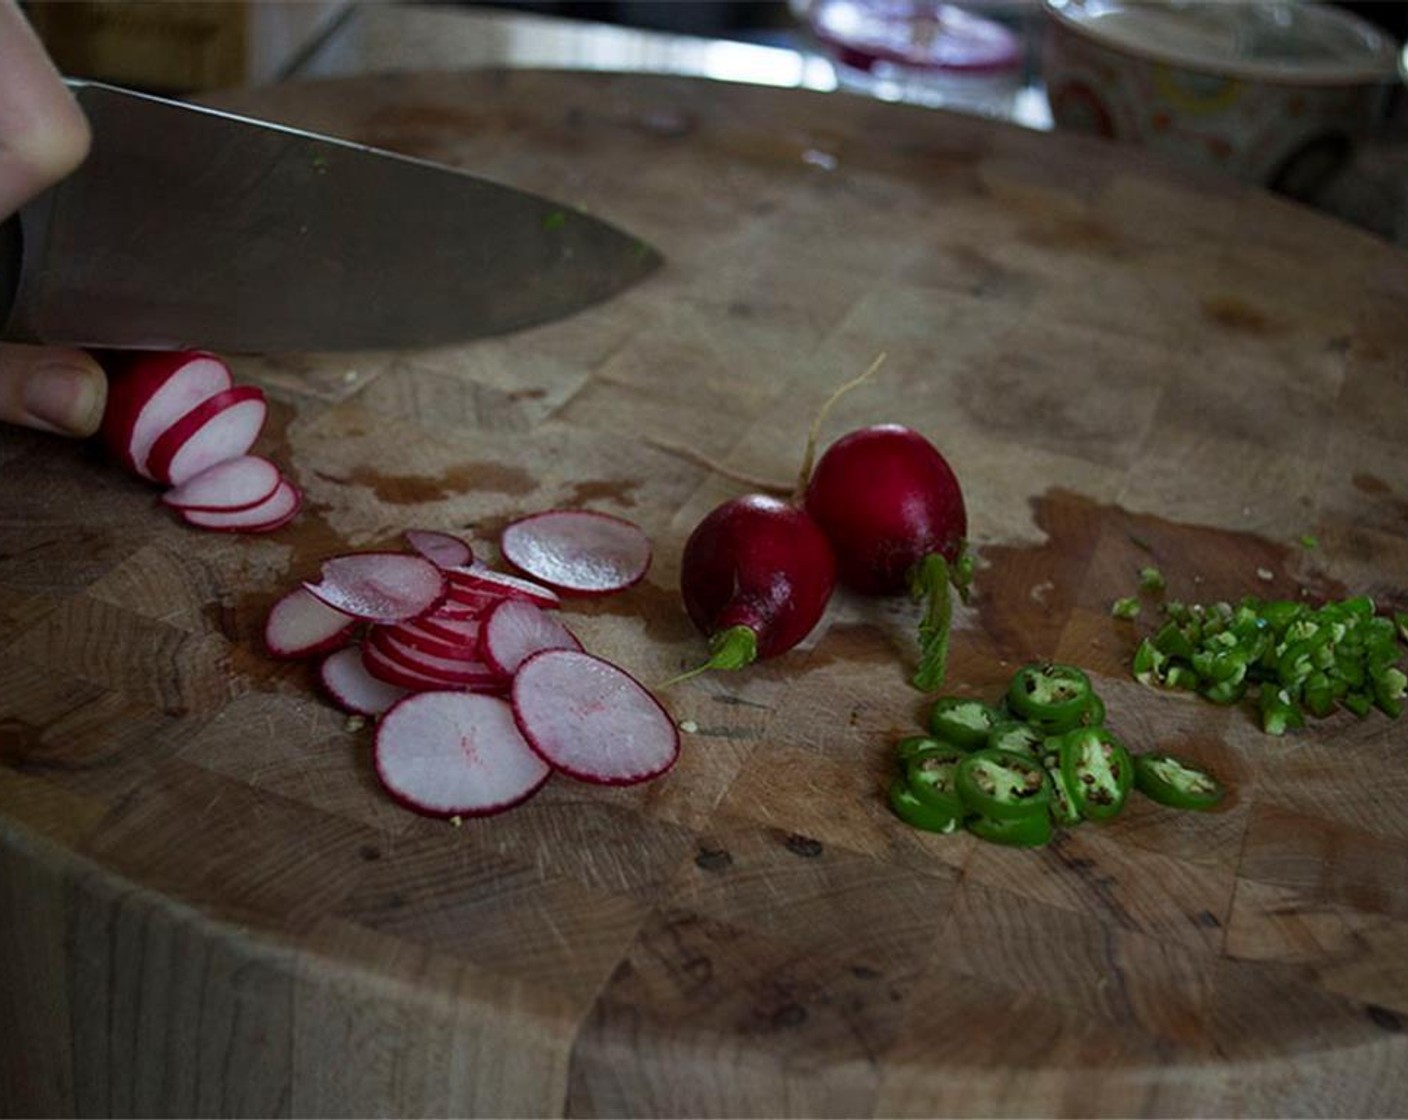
0, 80, 661, 353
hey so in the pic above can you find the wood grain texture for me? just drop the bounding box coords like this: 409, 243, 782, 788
3, 70, 1408, 1116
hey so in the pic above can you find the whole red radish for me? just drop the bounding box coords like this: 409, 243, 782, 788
804, 423, 969, 691
678, 494, 836, 675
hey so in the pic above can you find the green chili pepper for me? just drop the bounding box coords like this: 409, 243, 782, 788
896, 734, 944, 762
966, 810, 1052, 848
887, 776, 961, 834
1043, 749, 1084, 827
904, 744, 969, 820
1138, 566, 1166, 593
1005, 663, 1094, 735
986, 720, 1045, 758
955, 748, 1051, 821
1259, 686, 1305, 736
1059, 727, 1133, 821
1111, 597, 1141, 620
1132, 753, 1224, 811
928, 697, 1002, 750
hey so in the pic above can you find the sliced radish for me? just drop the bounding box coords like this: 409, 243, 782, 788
146, 385, 268, 486
368, 628, 505, 689
361, 640, 463, 692
512, 649, 679, 786
264, 586, 357, 659
99, 350, 233, 478
303, 552, 446, 623
411, 609, 486, 647
383, 618, 482, 661
441, 584, 510, 618
319, 645, 408, 716
374, 692, 552, 818
405, 529, 474, 569
447, 565, 560, 609
501, 509, 652, 596
481, 598, 582, 677
162, 455, 281, 513
182, 478, 301, 532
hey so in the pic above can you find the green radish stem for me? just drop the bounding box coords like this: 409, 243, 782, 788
659, 625, 758, 688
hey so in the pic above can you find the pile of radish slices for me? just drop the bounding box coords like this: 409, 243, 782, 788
264, 515, 678, 818
98, 350, 300, 533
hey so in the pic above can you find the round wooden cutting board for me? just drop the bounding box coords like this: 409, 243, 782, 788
3, 70, 1408, 1117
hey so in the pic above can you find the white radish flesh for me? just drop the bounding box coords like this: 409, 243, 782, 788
501, 510, 652, 596
447, 565, 560, 609
100, 351, 233, 478
303, 552, 445, 623
383, 618, 482, 661
411, 610, 486, 647
512, 649, 679, 785
374, 692, 552, 817
264, 586, 356, 659
368, 628, 504, 689
405, 529, 473, 569
481, 598, 581, 677
147, 385, 268, 486
182, 479, 301, 532
319, 646, 408, 716
162, 454, 281, 512
361, 640, 462, 692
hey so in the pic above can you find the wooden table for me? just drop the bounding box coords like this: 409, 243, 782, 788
3, 70, 1408, 1117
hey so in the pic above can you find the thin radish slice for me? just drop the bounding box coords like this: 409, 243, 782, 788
99, 351, 233, 477
383, 618, 482, 661
512, 649, 679, 786
481, 598, 582, 677
369, 628, 505, 689
264, 586, 357, 659
374, 692, 551, 818
182, 479, 301, 532
447, 565, 560, 609
361, 640, 462, 692
501, 509, 652, 596
412, 610, 486, 646
147, 385, 268, 486
303, 552, 445, 623
405, 529, 474, 569
319, 646, 408, 716
162, 455, 281, 513
441, 584, 510, 619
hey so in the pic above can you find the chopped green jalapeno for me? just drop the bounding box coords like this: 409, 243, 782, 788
928, 697, 1002, 750
887, 776, 961, 834
1043, 751, 1084, 827
904, 745, 968, 818
966, 810, 1052, 848
955, 748, 1051, 820
1059, 727, 1133, 821
1132, 753, 1224, 811
1080, 691, 1107, 728
1006, 663, 1094, 735
986, 720, 1045, 758
896, 734, 944, 762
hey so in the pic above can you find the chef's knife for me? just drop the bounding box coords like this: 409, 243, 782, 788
0, 80, 661, 352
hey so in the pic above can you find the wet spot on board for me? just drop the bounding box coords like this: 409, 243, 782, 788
1202, 295, 1279, 335
319, 462, 536, 505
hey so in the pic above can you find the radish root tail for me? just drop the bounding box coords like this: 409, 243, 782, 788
796, 351, 887, 499
659, 625, 759, 688
644, 436, 792, 495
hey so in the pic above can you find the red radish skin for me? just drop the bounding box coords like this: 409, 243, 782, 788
374, 692, 551, 818
677, 494, 837, 674
382, 618, 482, 661
500, 510, 651, 596
181, 479, 301, 533
411, 610, 486, 646
303, 552, 446, 624
319, 646, 408, 716
446, 566, 560, 610
512, 649, 680, 785
98, 350, 233, 477
264, 586, 357, 660
367, 628, 505, 689
361, 640, 469, 693
142, 384, 267, 486
480, 598, 582, 677
803, 422, 968, 690
405, 529, 474, 569
162, 454, 281, 513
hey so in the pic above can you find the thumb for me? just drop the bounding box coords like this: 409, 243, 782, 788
0, 343, 106, 436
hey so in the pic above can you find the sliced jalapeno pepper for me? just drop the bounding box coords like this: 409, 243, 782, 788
1043, 751, 1083, 827
904, 744, 968, 819
966, 810, 1052, 848
928, 697, 1002, 750
1059, 727, 1133, 821
1006, 663, 1094, 734
986, 720, 1044, 758
955, 748, 1050, 820
1132, 753, 1224, 811
887, 776, 961, 834
896, 734, 944, 762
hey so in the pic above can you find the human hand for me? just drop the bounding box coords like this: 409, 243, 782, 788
0, 0, 105, 437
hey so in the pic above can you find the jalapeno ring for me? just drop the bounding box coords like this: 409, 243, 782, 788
1006, 663, 1095, 735
1059, 727, 1133, 821
955, 748, 1051, 820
